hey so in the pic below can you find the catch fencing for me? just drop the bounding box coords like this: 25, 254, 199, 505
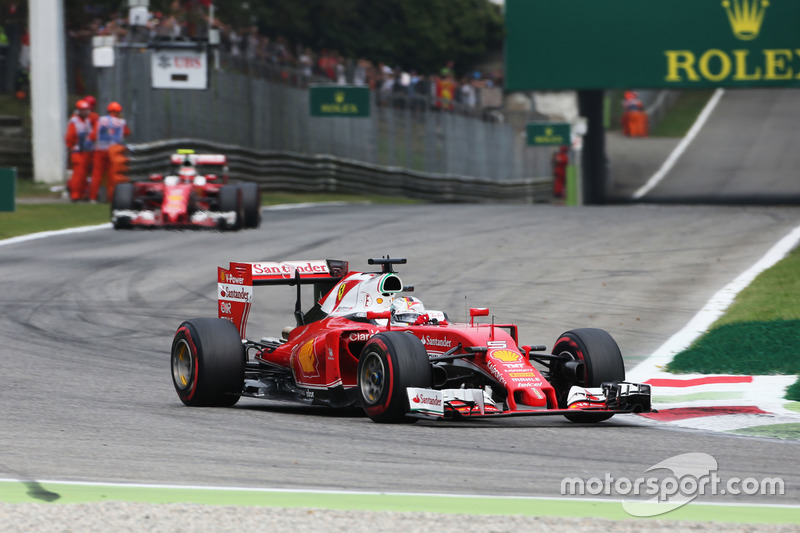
96, 46, 553, 193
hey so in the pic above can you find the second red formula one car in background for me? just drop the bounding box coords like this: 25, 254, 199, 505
111, 150, 261, 230
171, 257, 653, 423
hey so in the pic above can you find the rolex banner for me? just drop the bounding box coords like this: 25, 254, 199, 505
505, 0, 800, 90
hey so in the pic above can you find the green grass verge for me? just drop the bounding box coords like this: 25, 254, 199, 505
712, 246, 800, 326
666, 246, 800, 398
667, 320, 800, 374
731, 423, 800, 440
14, 178, 64, 199
650, 90, 715, 137
0, 203, 111, 239
262, 191, 420, 206
2, 180, 421, 240
1, 481, 799, 524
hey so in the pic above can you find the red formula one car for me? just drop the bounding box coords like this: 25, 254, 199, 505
111, 150, 261, 230
170, 258, 652, 423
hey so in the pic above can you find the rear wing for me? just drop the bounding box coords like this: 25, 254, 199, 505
170, 153, 227, 166
217, 260, 349, 337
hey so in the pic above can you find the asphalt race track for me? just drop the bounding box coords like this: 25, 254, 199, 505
637, 88, 800, 203
2, 202, 800, 507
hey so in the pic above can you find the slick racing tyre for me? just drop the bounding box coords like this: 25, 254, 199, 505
218, 185, 242, 231
171, 318, 245, 407
239, 182, 261, 229
551, 328, 625, 423
111, 182, 134, 230
357, 332, 432, 423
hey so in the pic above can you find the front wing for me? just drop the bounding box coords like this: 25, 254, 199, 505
406, 382, 653, 420
112, 209, 238, 228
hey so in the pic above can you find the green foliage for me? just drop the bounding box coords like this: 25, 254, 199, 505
215, 0, 504, 74
65, 1, 503, 75
787, 382, 800, 402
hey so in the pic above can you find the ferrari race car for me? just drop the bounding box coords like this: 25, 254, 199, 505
171, 257, 653, 423
111, 150, 261, 230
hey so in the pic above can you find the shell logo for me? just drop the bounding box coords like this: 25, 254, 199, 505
490, 349, 521, 362
297, 340, 318, 375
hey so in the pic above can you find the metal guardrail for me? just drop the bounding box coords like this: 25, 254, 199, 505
644, 90, 680, 132
126, 138, 551, 203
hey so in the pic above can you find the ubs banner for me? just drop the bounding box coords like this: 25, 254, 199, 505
505, 0, 800, 90
151, 49, 208, 90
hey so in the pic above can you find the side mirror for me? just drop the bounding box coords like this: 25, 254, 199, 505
469, 307, 489, 326
366, 310, 391, 321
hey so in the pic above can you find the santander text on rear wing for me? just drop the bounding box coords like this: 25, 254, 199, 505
217, 260, 349, 337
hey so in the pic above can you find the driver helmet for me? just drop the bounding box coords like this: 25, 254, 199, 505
178, 166, 197, 182
390, 296, 426, 324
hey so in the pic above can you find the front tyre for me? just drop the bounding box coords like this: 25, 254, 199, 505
171, 318, 245, 407
111, 182, 135, 230
239, 182, 261, 228
357, 332, 432, 423
218, 185, 242, 231
550, 328, 625, 423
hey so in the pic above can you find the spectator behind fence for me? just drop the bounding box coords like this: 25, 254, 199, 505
81, 3, 506, 117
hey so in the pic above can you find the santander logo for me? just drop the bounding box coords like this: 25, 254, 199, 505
413, 394, 442, 406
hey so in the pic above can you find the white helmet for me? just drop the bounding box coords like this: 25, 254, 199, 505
179, 166, 197, 182
390, 296, 425, 324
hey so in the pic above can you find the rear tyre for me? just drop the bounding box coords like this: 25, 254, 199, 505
111, 182, 135, 230
218, 185, 242, 231
171, 318, 245, 407
550, 328, 624, 423
239, 182, 261, 228
357, 332, 432, 423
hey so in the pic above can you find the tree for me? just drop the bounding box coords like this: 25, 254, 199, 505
63, 0, 504, 75
216, 0, 504, 74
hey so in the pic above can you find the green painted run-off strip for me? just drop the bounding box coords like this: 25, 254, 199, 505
0, 481, 798, 524
654, 391, 744, 404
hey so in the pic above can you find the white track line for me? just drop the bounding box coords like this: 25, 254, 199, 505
264, 201, 354, 211
0, 203, 357, 246
0, 223, 112, 247
632, 88, 726, 199
628, 224, 800, 381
